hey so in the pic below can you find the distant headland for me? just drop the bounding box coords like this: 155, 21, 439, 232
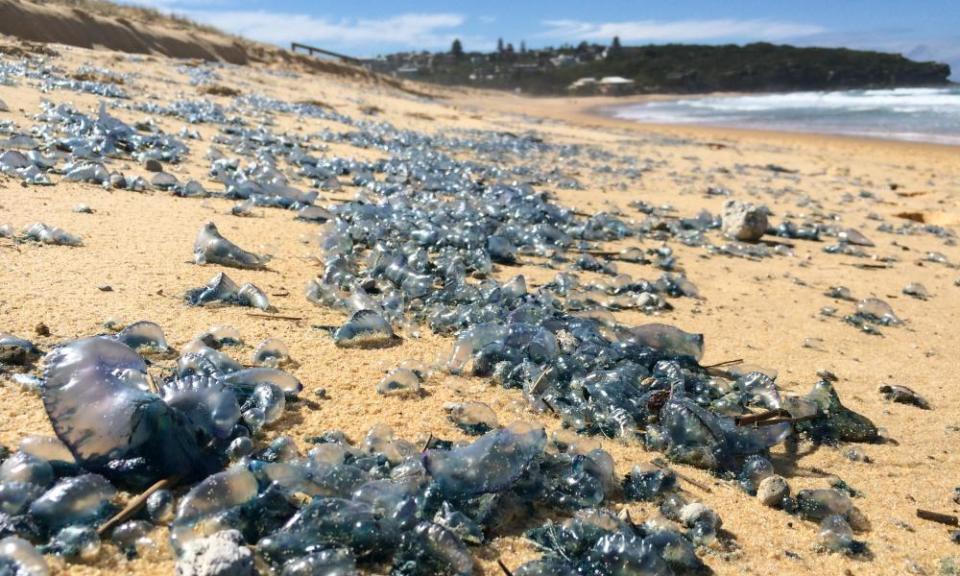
366, 39, 953, 95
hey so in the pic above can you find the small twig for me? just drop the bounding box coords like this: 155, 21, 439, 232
540, 397, 558, 415
529, 367, 554, 397
702, 358, 744, 369
751, 416, 816, 427
734, 409, 792, 426
420, 433, 433, 452
651, 458, 712, 493
146, 372, 159, 394
841, 262, 891, 270
759, 238, 796, 249
98, 477, 178, 536
497, 559, 514, 576
916, 509, 959, 527
735, 410, 817, 428
582, 249, 620, 258
246, 313, 303, 321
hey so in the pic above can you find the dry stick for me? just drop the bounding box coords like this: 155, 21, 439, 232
916, 509, 959, 527
651, 459, 712, 493
841, 262, 891, 270
497, 559, 514, 576
420, 433, 434, 452
759, 238, 796, 249
734, 409, 792, 426
701, 358, 744, 369
145, 372, 159, 395
246, 313, 304, 321
582, 249, 621, 258
529, 367, 554, 397
97, 477, 178, 536
735, 410, 818, 428
751, 416, 816, 427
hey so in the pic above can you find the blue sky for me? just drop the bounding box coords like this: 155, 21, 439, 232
122, 0, 958, 77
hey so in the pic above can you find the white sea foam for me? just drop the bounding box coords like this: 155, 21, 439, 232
610, 87, 960, 144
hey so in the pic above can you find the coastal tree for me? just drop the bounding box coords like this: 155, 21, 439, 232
608, 36, 624, 60
451, 38, 464, 59
497, 38, 504, 53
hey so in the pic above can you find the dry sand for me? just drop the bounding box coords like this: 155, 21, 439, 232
0, 35, 959, 576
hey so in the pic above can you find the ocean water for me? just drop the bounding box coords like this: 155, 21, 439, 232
609, 87, 960, 145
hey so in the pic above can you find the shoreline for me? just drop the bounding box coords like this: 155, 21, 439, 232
456, 89, 960, 154
594, 91, 960, 148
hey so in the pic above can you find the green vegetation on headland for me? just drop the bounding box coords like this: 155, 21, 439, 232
368, 39, 953, 95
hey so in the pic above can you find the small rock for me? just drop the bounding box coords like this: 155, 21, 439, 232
757, 475, 789, 507
97, 285, 113, 292
175, 530, 253, 576
34, 323, 49, 337
144, 159, 163, 172
722, 200, 768, 242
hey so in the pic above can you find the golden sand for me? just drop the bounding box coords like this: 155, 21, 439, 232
0, 38, 959, 576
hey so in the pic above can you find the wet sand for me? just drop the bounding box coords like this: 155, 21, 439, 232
1, 39, 960, 576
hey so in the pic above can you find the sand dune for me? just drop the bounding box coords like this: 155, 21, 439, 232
0, 0, 258, 63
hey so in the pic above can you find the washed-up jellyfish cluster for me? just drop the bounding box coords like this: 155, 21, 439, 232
39, 322, 302, 489
0, 49, 901, 572
0, 323, 303, 566
0, 99, 188, 190
298, 148, 879, 467
2, 322, 720, 576
2, 313, 878, 574
282, 125, 886, 571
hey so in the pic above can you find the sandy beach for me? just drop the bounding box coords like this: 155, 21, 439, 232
1, 31, 960, 576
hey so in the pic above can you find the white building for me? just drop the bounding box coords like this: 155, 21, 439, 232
599, 76, 635, 94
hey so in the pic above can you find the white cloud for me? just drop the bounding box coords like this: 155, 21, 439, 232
184, 10, 467, 50
539, 18, 827, 43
